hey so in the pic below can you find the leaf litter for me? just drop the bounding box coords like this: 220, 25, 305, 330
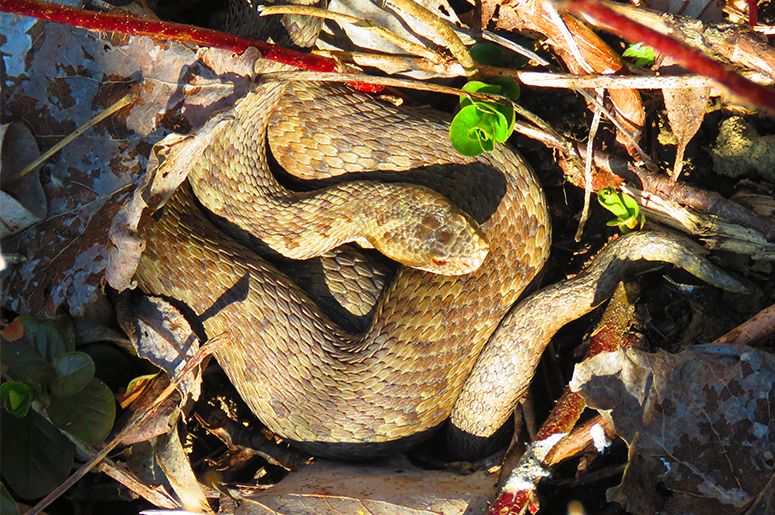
0, 0, 773, 513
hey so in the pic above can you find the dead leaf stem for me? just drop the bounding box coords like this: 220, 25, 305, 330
7, 89, 138, 185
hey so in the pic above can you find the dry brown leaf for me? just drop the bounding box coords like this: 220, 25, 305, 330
237, 457, 498, 514
116, 295, 203, 404
155, 427, 212, 513
661, 68, 710, 181
570, 345, 775, 514
0, 122, 46, 239
0, 13, 257, 318
494, 0, 645, 149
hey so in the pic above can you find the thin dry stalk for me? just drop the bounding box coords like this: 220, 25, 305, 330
575, 89, 604, 241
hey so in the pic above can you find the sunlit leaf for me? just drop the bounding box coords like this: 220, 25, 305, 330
623, 43, 657, 67
598, 188, 644, 233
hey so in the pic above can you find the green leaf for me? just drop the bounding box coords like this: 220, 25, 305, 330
51, 352, 95, 397
623, 42, 657, 67
469, 41, 530, 68
473, 101, 514, 142
0, 317, 76, 388
450, 104, 487, 156
460, 80, 503, 109
0, 409, 75, 500
598, 188, 645, 233
0, 382, 34, 418
0, 482, 20, 515
488, 77, 520, 102
469, 42, 506, 66
48, 378, 116, 444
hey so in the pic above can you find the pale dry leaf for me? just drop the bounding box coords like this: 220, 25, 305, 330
570, 345, 775, 514
237, 456, 498, 514
116, 295, 203, 404
317, 0, 472, 78
662, 82, 710, 181
156, 427, 212, 514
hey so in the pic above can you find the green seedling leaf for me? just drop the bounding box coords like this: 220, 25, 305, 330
450, 104, 489, 156
598, 188, 645, 233
460, 80, 503, 109
469, 42, 505, 66
0, 382, 34, 418
0, 409, 75, 500
51, 352, 95, 397
48, 378, 116, 444
623, 42, 657, 67
469, 41, 530, 68
0, 482, 20, 515
488, 77, 520, 102
453, 80, 518, 156
0, 316, 76, 388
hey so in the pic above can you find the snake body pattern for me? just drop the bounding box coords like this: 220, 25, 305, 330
135, 79, 551, 457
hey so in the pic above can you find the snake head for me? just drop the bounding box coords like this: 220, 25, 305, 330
365, 185, 490, 276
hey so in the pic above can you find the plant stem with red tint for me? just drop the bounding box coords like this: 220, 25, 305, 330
0, 0, 382, 92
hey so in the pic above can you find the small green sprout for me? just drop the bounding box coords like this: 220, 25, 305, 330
623, 43, 657, 67
598, 188, 645, 233
450, 79, 520, 157
0, 382, 33, 418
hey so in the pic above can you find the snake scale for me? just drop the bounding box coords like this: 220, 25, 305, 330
134, 79, 551, 458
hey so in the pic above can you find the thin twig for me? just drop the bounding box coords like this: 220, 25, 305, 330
575, 89, 604, 241
26, 335, 228, 515
482, 30, 551, 66
7, 89, 138, 185
258, 4, 441, 61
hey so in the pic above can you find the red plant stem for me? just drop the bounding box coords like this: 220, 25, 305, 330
747, 0, 758, 27
561, 0, 775, 113
0, 0, 382, 92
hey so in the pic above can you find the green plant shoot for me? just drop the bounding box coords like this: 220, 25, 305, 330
450, 79, 520, 157
598, 188, 645, 233
623, 43, 657, 67
0, 382, 33, 418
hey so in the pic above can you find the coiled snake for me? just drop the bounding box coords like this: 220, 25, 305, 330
134, 77, 552, 458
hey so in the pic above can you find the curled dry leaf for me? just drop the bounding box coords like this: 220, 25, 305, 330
0, 11, 257, 318
570, 345, 775, 514
155, 427, 212, 514
318, 0, 472, 78
0, 122, 46, 239
116, 295, 203, 404
236, 457, 497, 514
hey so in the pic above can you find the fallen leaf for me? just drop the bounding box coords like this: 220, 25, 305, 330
116, 295, 203, 404
570, 345, 775, 514
0, 11, 256, 318
237, 456, 497, 514
155, 427, 212, 513
661, 57, 710, 181
0, 122, 46, 238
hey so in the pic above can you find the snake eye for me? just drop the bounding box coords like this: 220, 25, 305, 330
432, 258, 448, 266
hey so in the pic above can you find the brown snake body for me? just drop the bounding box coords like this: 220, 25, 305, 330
135, 80, 551, 457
